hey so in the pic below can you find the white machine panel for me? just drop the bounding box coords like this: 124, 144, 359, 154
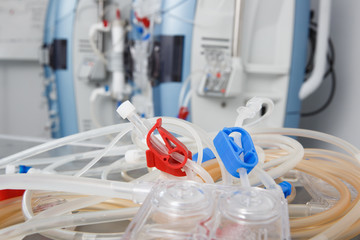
0, 0, 48, 60
191, 0, 295, 131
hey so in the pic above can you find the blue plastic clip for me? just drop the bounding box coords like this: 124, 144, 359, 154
192, 148, 215, 163
19, 165, 32, 174
279, 181, 292, 198
213, 127, 258, 178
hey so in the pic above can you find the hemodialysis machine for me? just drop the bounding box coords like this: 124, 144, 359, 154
41, 0, 310, 138
3, 1, 360, 239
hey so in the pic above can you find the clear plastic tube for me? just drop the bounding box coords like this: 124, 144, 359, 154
131, 169, 161, 183
290, 159, 360, 239
0, 207, 138, 239
101, 161, 146, 180
253, 167, 278, 190
101, 157, 125, 180
238, 168, 250, 187
161, 117, 227, 183
292, 161, 351, 229
249, 134, 304, 186
42, 145, 134, 172
0, 123, 132, 167
21, 190, 139, 240
288, 204, 328, 218
185, 158, 213, 183
250, 128, 360, 163
159, 117, 204, 165
306, 160, 360, 240
0, 174, 151, 201
178, 70, 203, 109
75, 128, 131, 177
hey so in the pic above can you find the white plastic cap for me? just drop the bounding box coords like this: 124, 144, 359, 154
117, 100, 135, 119
125, 149, 145, 163
5, 165, 16, 174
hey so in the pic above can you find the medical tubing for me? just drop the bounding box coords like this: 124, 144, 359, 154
0, 123, 132, 167
32, 196, 109, 219
183, 91, 191, 108
0, 207, 139, 240
292, 161, 351, 229
238, 168, 250, 187
150, 119, 209, 181
340, 220, 360, 240
121, 170, 136, 182
290, 159, 360, 238
288, 204, 328, 218
249, 134, 304, 186
101, 157, 125, 179
286, 184, 297, 204
259, 144, 296, 170
167, 117, 227, 183
253, 167, 278, 190
75, 128, 131, 177
129, 115, 209, 181
291, 224, 330, 239
285, 157, 359, 238
158, 117, 204, 165
0, 203, 21, 221
178, 70, 203, 109
21, 191, 138, 240
307, 160, 360, 240
0, 214, 24, 229
43, 146, 134, 172
185, 158, 213, 183
101, 160, 147, 179
41, 231, 125, 240
0, 174, 151, 201
90, 88, 111, 129
0, 198, 24, 228
250, 128, 360, 162
131, 169, 160, 183
305, 148, 358, 167
59, 163, 147, 177
89, 23, 109, 65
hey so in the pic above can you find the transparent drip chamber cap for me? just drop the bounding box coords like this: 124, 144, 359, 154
123, 181, 290, 240
216, 189, 284, 239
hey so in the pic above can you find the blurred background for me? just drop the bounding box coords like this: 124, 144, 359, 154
0, 0, 358, 149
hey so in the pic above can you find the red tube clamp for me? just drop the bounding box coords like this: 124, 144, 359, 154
146, 118, 192, 176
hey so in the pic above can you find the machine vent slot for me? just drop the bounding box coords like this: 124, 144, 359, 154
201, 44, 229, 49
202, 37, 229, 42
200, 36, 230, 54
78, 39, 93, 53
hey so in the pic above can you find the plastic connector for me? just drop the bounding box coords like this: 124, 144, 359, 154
213, 127, 258, 178
19, 165, 32, 174
192, 148, 215, 163
134, 12, 150, 28
125, 149, 146, 164
279, 181, 292, 198
5, 165, 16, 174
177, 106, 189, 120
146, 118, 192, 176
117, 100, 136, 119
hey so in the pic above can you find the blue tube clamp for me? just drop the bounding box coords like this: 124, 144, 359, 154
213, 127, 258, 178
